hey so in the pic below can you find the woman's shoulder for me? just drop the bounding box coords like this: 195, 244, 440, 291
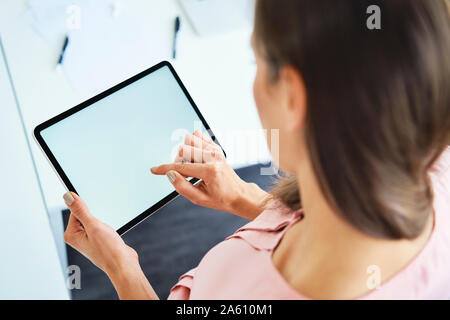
239, 200, 303, 232
429, 147, 450, 226
430, 146, 450, 184
223, 201, 304, 251
366, 147, 450, 299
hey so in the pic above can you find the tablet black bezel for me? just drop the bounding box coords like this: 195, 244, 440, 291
34, 61, 224, 235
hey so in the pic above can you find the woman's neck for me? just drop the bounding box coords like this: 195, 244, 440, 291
272, 155, 433, 299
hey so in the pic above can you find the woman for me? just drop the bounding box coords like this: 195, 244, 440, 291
62, 0, 450, 299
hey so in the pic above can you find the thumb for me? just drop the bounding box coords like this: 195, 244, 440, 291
166, 170, 208, 205
63, 192, 94, 227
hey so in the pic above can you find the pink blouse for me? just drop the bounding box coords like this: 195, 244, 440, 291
168, 147, 450, 299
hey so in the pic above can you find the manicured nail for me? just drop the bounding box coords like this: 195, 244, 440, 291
151, 166, 158, 173
63, 192, 75, 206
167, 171, 176, 184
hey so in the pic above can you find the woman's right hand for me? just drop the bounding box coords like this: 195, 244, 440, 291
151, 130, 270, 220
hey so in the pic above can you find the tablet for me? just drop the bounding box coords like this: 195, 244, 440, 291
34, 61, 222, 235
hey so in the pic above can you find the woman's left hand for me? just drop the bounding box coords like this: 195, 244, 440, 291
63, 192, 137, 274
62, 191, 158, 299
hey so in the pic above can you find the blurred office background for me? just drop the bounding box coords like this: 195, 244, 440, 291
0, 0, 278, 299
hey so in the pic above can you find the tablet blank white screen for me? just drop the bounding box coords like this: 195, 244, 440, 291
41, 65, 207, 230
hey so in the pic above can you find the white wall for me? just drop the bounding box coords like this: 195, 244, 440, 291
0, 38, 68, 299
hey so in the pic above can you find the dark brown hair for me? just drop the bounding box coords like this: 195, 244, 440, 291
254, 0, 450, 239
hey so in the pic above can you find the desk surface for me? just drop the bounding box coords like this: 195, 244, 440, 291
0, 38, 68, 299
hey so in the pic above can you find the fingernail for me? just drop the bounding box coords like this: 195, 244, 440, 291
151, 166, 158, 173
167, 171, 176, 184
63, 192, 75, 206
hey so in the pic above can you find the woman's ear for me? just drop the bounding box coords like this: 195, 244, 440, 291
279, 65, 307, 132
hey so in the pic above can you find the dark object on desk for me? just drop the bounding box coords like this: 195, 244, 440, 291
172, 16, 181, 59
57, 35, 70, 67
63, 163, 275, 300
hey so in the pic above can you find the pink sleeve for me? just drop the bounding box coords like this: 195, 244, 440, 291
167, 268, 196, 300
167, 286, 190, 300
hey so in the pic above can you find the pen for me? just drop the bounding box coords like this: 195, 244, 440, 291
56, 35, 70, 70
173, 16, 181, 59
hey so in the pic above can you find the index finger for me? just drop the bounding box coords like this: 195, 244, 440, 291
151, 162, 210, 178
